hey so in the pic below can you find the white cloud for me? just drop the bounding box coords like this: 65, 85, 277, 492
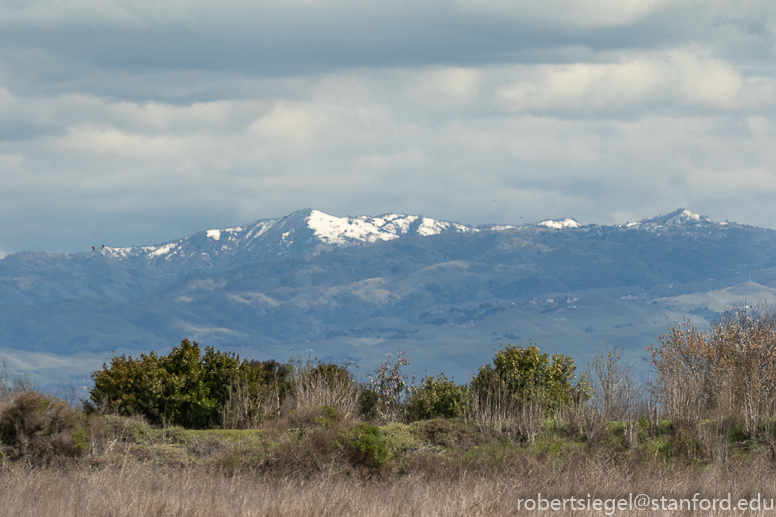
1, 0, 776, 252
496, 50, 775, 114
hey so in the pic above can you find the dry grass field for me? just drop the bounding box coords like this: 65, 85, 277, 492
2, 452, 776, 516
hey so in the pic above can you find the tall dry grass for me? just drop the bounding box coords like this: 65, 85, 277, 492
220, 381, 280, 430
221, 361, 360, 429
585, 342, 642, 447
4, 452, 776, 516
471, 375, 545, 444
287, 365, 360, 420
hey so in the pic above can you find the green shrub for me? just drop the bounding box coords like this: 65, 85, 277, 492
316, 406, 342, 428
339, 423, 389, 469
407, 374, 471, 421
89, 339, 291, 429
99, 414, 155, 444
381, 423, 423, 457
472, 342, 586, 414
358, 388, 381, 420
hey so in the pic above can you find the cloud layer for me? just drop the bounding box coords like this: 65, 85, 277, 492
1, 0, 775, 253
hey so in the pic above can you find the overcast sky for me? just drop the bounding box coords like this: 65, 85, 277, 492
1, 0, 775, 255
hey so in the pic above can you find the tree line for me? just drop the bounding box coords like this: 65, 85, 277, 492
88, 338, 585, 429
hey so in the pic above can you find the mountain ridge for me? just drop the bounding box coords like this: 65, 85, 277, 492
98, 208, 480, 264
0, 207, 758, 307
2, 206, 774, 389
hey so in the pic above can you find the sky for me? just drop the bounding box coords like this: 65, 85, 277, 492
0, 0, 775, 255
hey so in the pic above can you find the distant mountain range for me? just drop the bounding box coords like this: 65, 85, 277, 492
3, 208, 775, 389
0, 209, 482, 305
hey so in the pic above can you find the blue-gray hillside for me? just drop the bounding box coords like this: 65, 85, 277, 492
2, 208, 775, 384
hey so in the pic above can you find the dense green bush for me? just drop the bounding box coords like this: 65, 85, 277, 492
87, 339, 586, 432
89, 339, 291, 428
406, 374, 471, 421
473, 342, 586, 413
339, 423, 390, 469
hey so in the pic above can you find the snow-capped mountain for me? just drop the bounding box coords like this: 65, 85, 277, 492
530, 208, 729, 238
54, 208, 731, 271
101, 209, 479, 265
0, 207, 743, 307
620, 209, 718, 232
0, 209, 483, 304
537, 209, 720, 233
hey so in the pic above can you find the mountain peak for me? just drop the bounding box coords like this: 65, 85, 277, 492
641, 208, 715, 225
618, 208, 718, 232
678, 209, 703, 222
659, 208, 713, 224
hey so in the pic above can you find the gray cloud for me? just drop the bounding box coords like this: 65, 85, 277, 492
1, 0, 775, 252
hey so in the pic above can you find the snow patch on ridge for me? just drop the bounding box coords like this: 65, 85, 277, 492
307, 210, 405, 244
307, 210, 479, 243
244, 221, 277, 241
668, 209, 713, 225
539, 218, 581, 229
417, 218, 447, 236
377, 214, 419, 234
206, 229, 221, 241
102, 247, 132, 258
149, 243, 177, 257
418, 218, 479, 236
